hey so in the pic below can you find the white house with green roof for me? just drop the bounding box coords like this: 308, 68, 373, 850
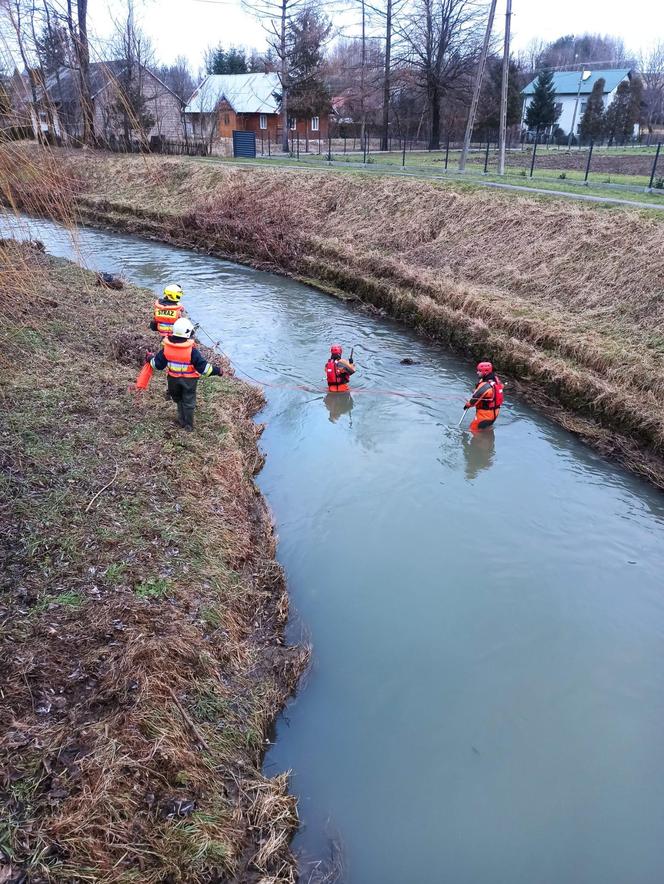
521, 68, 635, 136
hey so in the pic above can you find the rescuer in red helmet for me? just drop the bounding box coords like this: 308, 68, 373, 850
325, 344, 355, 392
464, 360, 504, 432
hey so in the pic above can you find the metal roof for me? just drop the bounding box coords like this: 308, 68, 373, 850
522, 69, 631, 96
185, 73, 281, 115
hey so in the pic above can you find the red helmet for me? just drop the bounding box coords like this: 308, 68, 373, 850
476, 361, 493, 375
330, 344, 343, 356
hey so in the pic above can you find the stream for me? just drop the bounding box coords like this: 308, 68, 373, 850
5, 213, 664, 884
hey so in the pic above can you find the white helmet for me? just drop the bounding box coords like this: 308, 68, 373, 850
172, 317, 194, 339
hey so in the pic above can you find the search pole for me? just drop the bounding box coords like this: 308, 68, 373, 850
497, 0, 512, 175
459, 0, 498, 172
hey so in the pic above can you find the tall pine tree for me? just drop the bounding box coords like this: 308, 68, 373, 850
287, 8, 331, 121
604, 79, 641, 144
206, 47, 249, 75
524, 69, 560, 134
579, 77, 605, 142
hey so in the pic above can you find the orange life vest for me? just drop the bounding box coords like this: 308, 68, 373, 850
472, 376, 503, 421
163, 338, 200, 379
153, 300, 183, 336
325, 358, 350, 392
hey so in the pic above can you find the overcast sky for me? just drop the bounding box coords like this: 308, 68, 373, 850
6, 0, 662, 74
86, 0, 662, 71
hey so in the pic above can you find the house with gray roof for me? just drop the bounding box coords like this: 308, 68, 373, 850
40, 61, 185, 145
521, 68, 635, 137
184, 72, 329, 150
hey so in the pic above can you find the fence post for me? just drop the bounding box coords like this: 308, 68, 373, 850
297, 132, 300, 159
363, 133, 367, 164
529, 134, 539, 177
268, 133, 271, 157
402, 138, 406, 167
648, 143, 662, 189
445, 136, 450, 170
584, 140, 594, 183
327, 133, 332, 162
344, 135, 347, 154
484, 140, 490, 173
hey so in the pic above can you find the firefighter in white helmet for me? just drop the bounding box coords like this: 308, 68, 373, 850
149, 317, 222, 431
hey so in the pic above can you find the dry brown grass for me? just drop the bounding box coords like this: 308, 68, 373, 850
0, 237, 307, 882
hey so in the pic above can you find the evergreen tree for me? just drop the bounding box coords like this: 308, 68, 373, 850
475, 58, 523, 135
524, 69, 560, 133
206, 46, 249, 75
35, 23, 73, 77
604, 79, 641, 144
287, 7, 331, 120
579, 77, 605, 142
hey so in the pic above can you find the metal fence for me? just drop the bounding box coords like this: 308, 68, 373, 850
250, 130, 664, 194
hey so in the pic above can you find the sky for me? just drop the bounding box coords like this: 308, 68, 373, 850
1, 0, 661, 74
84, 0, 662, 72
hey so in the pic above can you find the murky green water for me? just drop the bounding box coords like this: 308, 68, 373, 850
5, 213, 664, 884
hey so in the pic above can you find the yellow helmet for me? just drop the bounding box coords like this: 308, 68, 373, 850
163, 283, 183, 303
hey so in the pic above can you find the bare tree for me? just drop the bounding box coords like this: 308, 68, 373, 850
243, 0, 304, 151
73, 0, 93, 143
398, 0, 487, 149
639, 42, 664, 132
0, 0, 44, 139
153, 57, 195, 102
107, 0, 156, 146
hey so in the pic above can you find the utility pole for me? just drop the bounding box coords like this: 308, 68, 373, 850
497, 0, 512, 175
459, 0, 498, 172
567, 63, 589, 150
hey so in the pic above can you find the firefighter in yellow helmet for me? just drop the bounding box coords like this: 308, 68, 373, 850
151, 283, 185, 337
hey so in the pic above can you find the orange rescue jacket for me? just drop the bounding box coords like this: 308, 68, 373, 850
153, 299, 183, 336
162, 338, 200, 379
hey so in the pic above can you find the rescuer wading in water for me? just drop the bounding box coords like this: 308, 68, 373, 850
325, 345, 355, 392
464, 361, 504, 432
149, 317, 222, 432
151, 283, 186, 337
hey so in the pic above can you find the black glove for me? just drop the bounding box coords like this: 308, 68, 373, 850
349, 358, 354, 365
145, 351, 155, 364
463, 403, 471, 410
212, 365, 223, 377
149, 320, 158, 331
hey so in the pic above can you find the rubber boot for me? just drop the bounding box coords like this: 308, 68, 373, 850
175, 402, 185, 428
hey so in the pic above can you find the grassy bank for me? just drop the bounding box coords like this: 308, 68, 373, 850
0, 240, 307, 882
3, 144, 664, 488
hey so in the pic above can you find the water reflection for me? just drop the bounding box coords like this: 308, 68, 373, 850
5, 212, 664, 884
324, 392, 354, 425
462, 428, 496, 481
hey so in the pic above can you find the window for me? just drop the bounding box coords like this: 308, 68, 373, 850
579, 100, 588, 115
224, 114, 230, 125
288, 117, 297, 130
259, 114, 267, 130
311, 116, 319, 132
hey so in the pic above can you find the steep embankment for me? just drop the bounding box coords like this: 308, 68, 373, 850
4, 144, 664, 487
0, 240, 306, 883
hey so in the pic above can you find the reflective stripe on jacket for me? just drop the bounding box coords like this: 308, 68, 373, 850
153, 299, 183, 336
